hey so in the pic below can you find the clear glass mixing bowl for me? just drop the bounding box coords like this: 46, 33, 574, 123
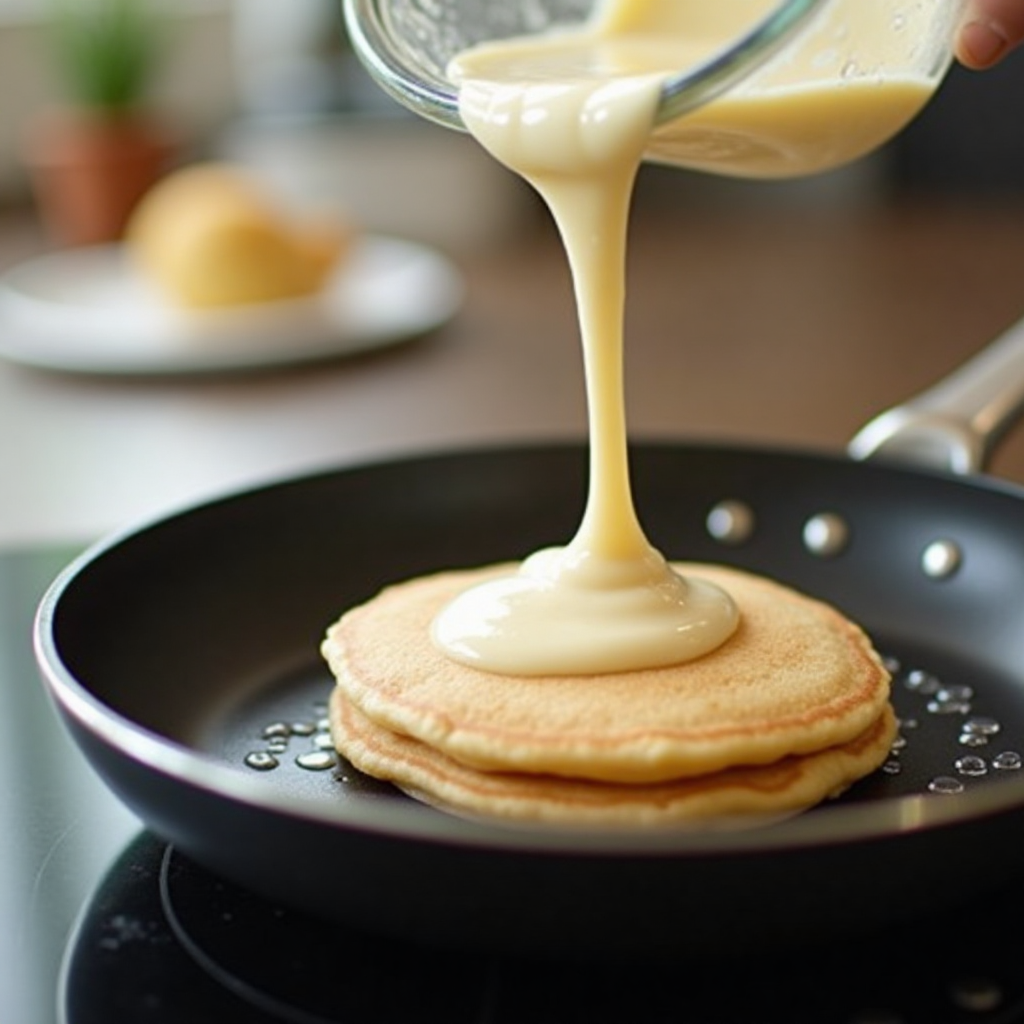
342, 0, 965, 137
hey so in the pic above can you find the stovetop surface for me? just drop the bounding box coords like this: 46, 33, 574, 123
64, 829, 1024, 1024
6, 545, 1024, 1024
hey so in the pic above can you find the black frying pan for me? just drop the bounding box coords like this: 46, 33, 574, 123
34, 319, 1024, 960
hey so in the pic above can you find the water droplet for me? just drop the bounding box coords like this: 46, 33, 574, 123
883, 655, 901, 675
959, 733, 989, 748
928, 776, 965, 795
936, 685, 974, 703
267, 739, 289, 754
881, 759, 902, 775
841, 60, 860, 79
313, 732, 336, 750
955, 755, 988, 777
262, 722, 291, 739
890, 734, 908, 752
905, 670, 940, 695
296, 751, 337, 771
993, 751, 1022, 771
317, 717, 331, 732
927, 699, 971, 716
892, 13, 906, 30
899, 717, 918, 731
962, 716, 1001, 737
245, 751, 279, 771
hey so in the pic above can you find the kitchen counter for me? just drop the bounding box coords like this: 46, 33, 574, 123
3, 188, 1024, 549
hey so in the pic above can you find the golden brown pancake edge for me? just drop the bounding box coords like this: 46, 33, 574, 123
329, 690, 898, 829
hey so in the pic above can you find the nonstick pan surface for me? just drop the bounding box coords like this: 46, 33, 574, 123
34, 441, 1024, 958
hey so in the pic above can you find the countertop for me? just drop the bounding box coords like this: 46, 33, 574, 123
3, 186, 1024, 550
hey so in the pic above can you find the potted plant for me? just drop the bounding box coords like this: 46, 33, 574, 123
22, 0, 176, 246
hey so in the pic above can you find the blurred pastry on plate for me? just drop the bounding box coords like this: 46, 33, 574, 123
126, 163, 353, 309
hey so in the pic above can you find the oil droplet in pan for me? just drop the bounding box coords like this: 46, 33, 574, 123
244, 751, 280, 771
954, 756, 988, 777
904, 669, 941, 695
993, 751, 1023, 771
962, 716, 1001, 737
928, 776, 965, 795
296, 751, 337, 771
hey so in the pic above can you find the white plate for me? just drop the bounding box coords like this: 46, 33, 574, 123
0, 236, 463, 375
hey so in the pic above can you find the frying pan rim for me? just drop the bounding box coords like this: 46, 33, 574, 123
32, 439, 1024, 856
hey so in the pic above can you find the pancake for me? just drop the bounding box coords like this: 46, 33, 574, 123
330, 691, 897, 828
321, 563, 891, 784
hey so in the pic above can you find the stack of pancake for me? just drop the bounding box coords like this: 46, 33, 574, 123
321, 563, 895, 829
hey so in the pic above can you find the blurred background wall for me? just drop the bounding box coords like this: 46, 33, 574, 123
0, 0, 533, 254
0, 0, 235, 200
0, 0, 1022, 248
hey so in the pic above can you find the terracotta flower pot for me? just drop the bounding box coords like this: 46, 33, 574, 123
23, 108, 176, 247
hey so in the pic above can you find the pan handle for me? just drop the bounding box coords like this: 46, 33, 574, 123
847, 314, 1024, 475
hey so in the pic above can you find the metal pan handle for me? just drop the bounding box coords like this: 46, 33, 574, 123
848, 314, 1024, 475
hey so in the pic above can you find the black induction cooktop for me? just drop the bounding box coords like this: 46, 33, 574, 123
6, 545, 1024, 1024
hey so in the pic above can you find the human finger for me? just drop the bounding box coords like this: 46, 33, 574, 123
956, 0, 1024, 68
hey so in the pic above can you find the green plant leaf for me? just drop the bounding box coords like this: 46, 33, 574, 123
50, 0, 162, 111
